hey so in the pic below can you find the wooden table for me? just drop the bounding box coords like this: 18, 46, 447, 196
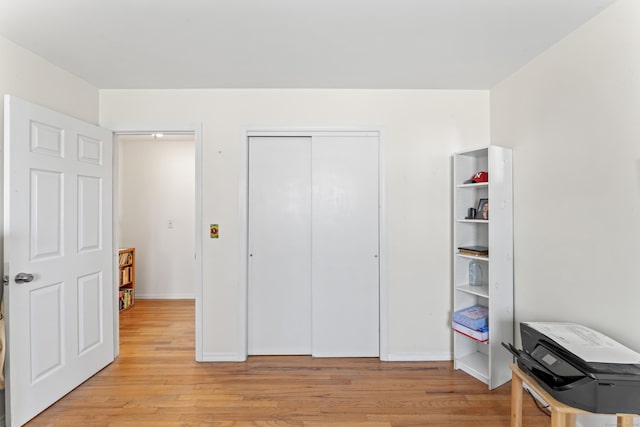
510, 364, 637, 427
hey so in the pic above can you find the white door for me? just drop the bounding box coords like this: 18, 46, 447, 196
311, 135, 379, 357
248, 137, 312, 354
3, 95, 114, 427
247, 134, 379, 357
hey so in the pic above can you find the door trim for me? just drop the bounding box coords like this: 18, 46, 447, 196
239, 127, 388, 361
111, 125, 203, 360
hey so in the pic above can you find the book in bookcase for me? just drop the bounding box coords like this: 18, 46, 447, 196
457, 245, 489, 257
118, 247, 136, 311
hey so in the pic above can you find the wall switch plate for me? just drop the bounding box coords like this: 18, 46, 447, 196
210, 224, 219, 238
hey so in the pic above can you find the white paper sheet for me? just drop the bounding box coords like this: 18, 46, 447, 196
524, 322, 640, 364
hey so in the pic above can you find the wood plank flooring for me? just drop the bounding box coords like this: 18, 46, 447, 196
27, 300, 550, 426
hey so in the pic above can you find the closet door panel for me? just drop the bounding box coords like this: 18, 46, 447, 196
248, 136, 312, 354
311, 135, 380, 357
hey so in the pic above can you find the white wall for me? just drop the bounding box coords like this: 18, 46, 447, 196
0, 37, 98, 125
100, 89, 490, 360
492, 0, 640, 349
491, 1, 640, 424
118, 135, 195, 299
0, 34, 99, 425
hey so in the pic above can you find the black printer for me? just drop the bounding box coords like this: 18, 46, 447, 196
504, 322, 640, 414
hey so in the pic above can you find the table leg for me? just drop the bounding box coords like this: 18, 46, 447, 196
551, 410, 577, 427
618, 415, 635, 427
511, 372, 523, 427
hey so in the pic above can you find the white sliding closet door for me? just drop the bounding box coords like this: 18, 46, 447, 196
311, 136, 380, 357
247, 133, 380, 357
248, 136, 312, 354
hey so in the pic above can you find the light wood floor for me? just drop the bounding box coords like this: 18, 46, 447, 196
27, 300, 549, 426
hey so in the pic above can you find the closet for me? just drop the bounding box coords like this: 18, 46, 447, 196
248, 134, 380, 357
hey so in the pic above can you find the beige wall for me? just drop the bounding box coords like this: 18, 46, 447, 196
491, 0, 640, 355
100, 89, 490, 360
118, 136, 196, 299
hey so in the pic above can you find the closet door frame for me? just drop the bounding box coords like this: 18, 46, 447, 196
239, 128, 388, 361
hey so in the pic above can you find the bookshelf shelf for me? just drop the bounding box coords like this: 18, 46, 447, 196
118, 247, 135, 311
455, 284, 489, 299
456, 182, 489, 190
455, 253, 489, 262
455, 351, 489, 384
456, 219, 489, 224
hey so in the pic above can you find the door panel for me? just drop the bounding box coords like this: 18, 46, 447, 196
311, 136, 380, 357
78, 134, 103, 165
29, 282, 64, 382
4, 95, 114, 427
30, 121, 64, 157
78, 175, 102, 251
30, 169, 64, 259
247, 136, 312, 355
78, 272, 103, 354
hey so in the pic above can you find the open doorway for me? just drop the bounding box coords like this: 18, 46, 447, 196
117, 133, 196, 299
115, 132, 198, 352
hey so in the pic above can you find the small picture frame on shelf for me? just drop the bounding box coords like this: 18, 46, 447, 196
476, 198, 489, 220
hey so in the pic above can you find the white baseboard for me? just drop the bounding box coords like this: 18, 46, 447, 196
387, 352, 452, 362
198, 352, 452, 363
201, 352, 246, 362
136, 294, 195, 299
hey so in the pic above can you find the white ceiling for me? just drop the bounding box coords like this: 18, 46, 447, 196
0, 0, 617, 90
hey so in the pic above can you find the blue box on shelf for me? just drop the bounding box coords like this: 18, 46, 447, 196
453, 305, 488, 330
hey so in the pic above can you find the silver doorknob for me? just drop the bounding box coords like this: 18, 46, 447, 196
15, 273, 34, 283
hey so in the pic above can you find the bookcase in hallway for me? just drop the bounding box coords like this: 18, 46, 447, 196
119, 247, 136, 311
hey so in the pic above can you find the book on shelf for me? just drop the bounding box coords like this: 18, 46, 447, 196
453, 322, 488, 342
457, 245, 488, 256
119, 288, 135, 310
119, 251, 133, 267
120, 267, 131, 285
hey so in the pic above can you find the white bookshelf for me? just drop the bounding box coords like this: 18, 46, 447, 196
453, 146, 513, 390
